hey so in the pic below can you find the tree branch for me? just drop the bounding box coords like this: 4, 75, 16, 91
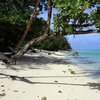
13, 0, 52, 59
15, 0, 40, 51
73, 29, 100, 35
53, 29, 100, 36
71, 22, 96, 28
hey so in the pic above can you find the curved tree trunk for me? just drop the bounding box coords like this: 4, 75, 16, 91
11, 0, 52, 62
15, 0, 40, 51
1, 0, 52, 65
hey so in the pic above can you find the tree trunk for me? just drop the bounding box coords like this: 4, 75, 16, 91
15, 0, 40, 51
11, 0, 52, 60
0, 52, 15, 64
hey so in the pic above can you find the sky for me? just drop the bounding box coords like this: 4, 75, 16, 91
38, 8, 58, 29
38, 6, 100, 51
66, 33, 100, 51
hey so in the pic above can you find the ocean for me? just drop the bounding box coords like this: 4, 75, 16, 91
66, 50, 100, 80
66, 33, 100, 80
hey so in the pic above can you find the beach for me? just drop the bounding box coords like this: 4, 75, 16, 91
0, 50, 100, 100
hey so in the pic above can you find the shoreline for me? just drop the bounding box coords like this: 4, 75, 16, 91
0, 50, 100, 100
65, 50, 100, 82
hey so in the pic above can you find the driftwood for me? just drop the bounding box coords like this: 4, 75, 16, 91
0, 52, 16, 65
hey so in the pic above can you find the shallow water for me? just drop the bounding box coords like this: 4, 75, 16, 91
66, 50, 100, 80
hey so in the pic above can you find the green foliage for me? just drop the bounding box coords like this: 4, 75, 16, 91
0, 0, 99, 53
89, 7, 100, 28
89, 9, 97, 21
53, 0, 90, 18
96, 7, 100, 28
0, 22, 20, 52
66, 26, 74, 34
96, 19, 100, 28
0, 0, 48, 52
34, 35, 71, 51
53, 0, 100, 34
53, 0, 89, 32
0, 17, 47, 52
78, 13, 89, 24
26, 18, 47, 40
0, 0, 32, 24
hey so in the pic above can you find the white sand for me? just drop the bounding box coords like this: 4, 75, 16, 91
0, 51, 100, 100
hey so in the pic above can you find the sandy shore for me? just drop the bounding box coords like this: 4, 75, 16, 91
0, 50, 100, 100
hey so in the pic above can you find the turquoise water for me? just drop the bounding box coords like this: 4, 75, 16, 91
66, 50, 100, 79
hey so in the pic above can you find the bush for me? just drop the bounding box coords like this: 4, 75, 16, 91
34, 35, 71, 51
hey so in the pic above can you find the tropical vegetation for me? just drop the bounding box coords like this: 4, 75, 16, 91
0, 0, 99, 64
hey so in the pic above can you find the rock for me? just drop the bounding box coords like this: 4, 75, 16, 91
54, 80, 58, 82
0, 93, 6, 97
14, 90, 18, 92
48, 53, 51, 55
58, 90, 62, 93
23, 91, 25, 93
62, 70, 66, 73
1, 85, 4, 87
41, 96, 47, 100
68, 69, 76, 74
2, 90, 5, 92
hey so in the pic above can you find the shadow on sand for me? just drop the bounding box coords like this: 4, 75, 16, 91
77, 69, 100, 79
1, 53, 70, 71
0, 73, 100, 91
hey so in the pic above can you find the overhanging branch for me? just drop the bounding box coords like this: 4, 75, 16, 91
73, 29, 100, 35
72, 22, 96, 28
53, 29, 100, 36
